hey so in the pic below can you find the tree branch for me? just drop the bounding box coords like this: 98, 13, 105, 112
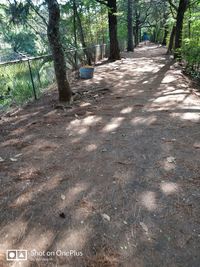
94, 0, 108, 7
169, 4, 177, 18
27, 0, 48, 26
168, 0, 178, 11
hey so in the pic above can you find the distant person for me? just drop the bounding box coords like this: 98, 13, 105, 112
143, 32, 149, 45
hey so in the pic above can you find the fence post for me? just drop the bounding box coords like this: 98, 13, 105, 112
27, 59, 37, 100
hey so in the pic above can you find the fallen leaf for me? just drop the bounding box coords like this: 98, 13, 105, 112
101, 213, 110, 222
10, 158, 18, 162
0, 157, 5, 162
140, 222, 148, 232
167, 156, 176, 163
14, 153, 22, 158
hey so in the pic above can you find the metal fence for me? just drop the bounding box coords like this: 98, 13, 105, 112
0, 40, 127, 108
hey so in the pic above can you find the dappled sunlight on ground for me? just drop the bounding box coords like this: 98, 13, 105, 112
140, 191, 158, 211
131, 115, 157, 126
160, 182, 179, 195
102, 117, 124, 132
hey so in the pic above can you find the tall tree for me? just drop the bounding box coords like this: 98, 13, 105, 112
73, 1, 92, 65
46, 0, 72, 102
127, 0, 134, 51
161, 1, 169, 46
167, 0, 178, 53
96, 0, 120, 60
167, 25, 176, 53
107, 0, 120, 60
174, 0, 189, 58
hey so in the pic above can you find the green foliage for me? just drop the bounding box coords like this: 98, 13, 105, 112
3, 31, 37, 55
182, 9, 200, 77
0, 59, 55, 107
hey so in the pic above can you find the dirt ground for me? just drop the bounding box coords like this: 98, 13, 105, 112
0, 43, 200, 267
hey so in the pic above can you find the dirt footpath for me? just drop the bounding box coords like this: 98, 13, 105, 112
0, 44, 200, 267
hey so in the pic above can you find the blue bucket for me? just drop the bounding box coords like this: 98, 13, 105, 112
79, 67, 94, 79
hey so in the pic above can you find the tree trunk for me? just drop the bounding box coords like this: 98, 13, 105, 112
162, 1, 168, 46
167, 25, 176, 53
139, 27, 142, 42
46, 0, 71, 102
134, 19, 140, 46
74, 2, 92, 65
107, 0, 120, 60
162, 25, 168, 46
127, 0, 134, 51
73, 0, 78, 69
174, 0, 189, 58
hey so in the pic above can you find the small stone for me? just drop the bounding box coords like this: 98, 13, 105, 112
61, 194, 66, 200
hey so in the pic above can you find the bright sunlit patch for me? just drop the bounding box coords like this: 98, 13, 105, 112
82, 115, 101, 126
131, 115, 157, 125
57, 182, 89, 210
79, 102, 91, 107
120, 107, 133, 114
102, 117, 124, 132
22, 228, 54, 253
161, 74, 176, 83
55, 227, 90, 252
11, 188, 34, 206
0, 220, 29, 250
78, 127, 88, 134
140, 191, 157, 211
135, 66, 155, 72
171, 112, 200, 122
181, 112, 200, 121
160, 182, 178, 195
162, 159, 176, 171
67, 116, 102, 136
86, 144, 97, 152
